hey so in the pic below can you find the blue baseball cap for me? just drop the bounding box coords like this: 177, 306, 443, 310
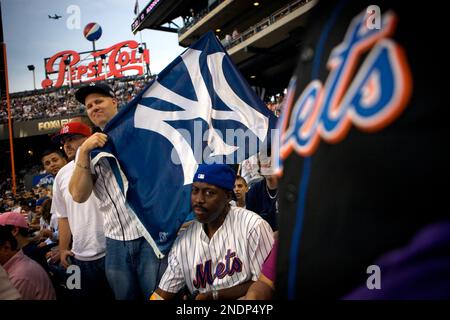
193, 164, 237, 199
36, 197, 49, 206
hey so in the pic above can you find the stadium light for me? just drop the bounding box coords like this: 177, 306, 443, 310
27, 65, 36, 90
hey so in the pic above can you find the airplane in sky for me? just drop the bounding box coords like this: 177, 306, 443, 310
48, 14, 62, 19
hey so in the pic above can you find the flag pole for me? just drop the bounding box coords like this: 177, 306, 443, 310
92, 40, 98, 77
135, 0, 141, 45
2, 42, 17, 195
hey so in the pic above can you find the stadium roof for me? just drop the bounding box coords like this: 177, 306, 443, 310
132, 0, 208, 34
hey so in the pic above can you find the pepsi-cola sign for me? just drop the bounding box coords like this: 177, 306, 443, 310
42, 40, 150, 88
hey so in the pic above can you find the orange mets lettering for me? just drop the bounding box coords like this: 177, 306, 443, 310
279, 10, 412, 164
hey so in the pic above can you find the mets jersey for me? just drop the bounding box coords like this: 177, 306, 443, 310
275, 0, 450, 299
158, 206, 274, 294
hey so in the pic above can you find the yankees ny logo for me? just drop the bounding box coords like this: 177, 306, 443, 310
133, 48, 269, 185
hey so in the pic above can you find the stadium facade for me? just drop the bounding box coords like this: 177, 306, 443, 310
132, 0, 317, 99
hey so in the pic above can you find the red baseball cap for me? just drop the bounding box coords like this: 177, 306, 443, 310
0, 212, 28, 229
52, 121, 92, 144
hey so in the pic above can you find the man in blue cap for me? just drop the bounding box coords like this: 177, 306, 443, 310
151, 163, 274, 300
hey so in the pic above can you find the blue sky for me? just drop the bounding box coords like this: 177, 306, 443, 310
1, 0, 185, 93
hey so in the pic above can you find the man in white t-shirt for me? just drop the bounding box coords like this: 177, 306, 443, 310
151, 164, 274, 300
51, 121, 113, 299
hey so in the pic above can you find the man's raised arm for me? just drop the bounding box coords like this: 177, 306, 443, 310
69, 133, 108, 203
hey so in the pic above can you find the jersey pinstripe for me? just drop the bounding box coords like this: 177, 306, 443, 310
92, 158, 143, 241
158, 206, 274, 294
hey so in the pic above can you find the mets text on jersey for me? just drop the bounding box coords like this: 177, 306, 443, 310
193, 249, 243, 289
277, 8, 412, 172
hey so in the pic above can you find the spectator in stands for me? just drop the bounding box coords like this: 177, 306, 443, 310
0, 211, 49, 273
37, 198, 58, 250
246, 151, 279, 231
18, 198, 35, 225
1, 196, 15, 213
41, 149, 67, 177
29, 196, 48, 231
1, 75, 152, 124
239, 154, 264, 189
150, 164, 274, 300
69, 82, 167, 300
0, 226, 56, 299
9, 197, 22, 213
232, 28, 240, 40
222, 34, 232, 48
233, 175, 248, 208
51, 121, 113, 300
0, 264, 21, 300
36, 187, 50, 199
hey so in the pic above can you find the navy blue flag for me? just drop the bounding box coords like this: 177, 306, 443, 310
92, 31, 276, 255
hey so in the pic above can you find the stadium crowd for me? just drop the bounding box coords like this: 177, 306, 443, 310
0, 75, 281, 124
0, 75, 152, 123
2, 0, 449, 302
0, 75, 282, 300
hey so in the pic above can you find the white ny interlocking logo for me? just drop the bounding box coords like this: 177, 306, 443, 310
134, 48, 269, 185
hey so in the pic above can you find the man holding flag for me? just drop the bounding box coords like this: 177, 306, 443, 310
69, 83, 166, 300
69, 31, 275, 300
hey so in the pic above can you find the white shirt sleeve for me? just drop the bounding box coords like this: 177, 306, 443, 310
51, 173, 67, 219
158, 242, 186, 294
247, 218, 274, 281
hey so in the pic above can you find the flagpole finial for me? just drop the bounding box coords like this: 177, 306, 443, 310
134, 0, 140, 16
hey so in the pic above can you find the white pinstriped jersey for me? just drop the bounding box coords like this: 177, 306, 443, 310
91, 158, 143, 241
158, 206, 274, 294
